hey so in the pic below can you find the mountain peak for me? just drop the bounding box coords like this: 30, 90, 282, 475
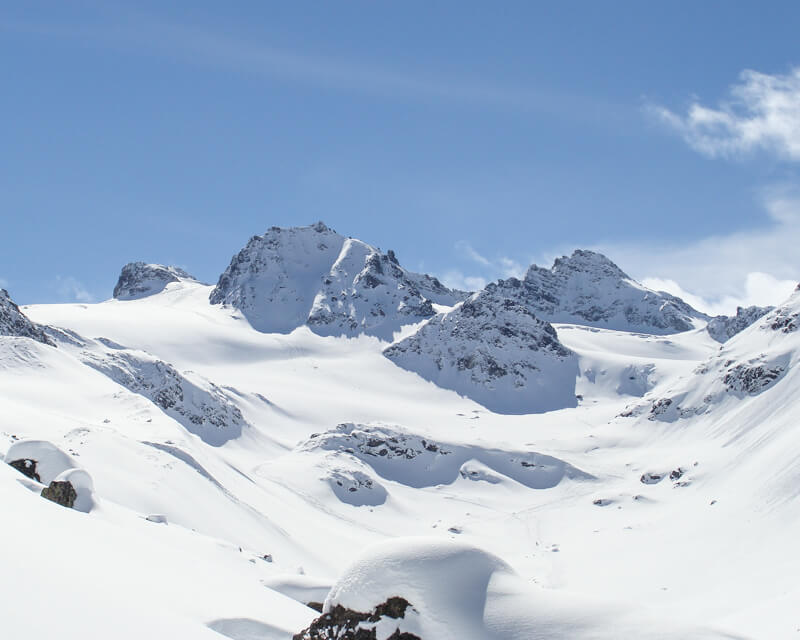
209, 224, 467, 338
518, 249, 705, 333
113, 262, 197, 301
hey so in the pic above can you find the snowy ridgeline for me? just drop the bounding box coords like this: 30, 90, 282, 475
47, 328, 247, 446
622, 287, 800, 422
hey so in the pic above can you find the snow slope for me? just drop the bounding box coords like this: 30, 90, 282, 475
3, 231, 798, 639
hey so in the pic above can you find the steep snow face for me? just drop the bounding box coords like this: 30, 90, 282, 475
706, 305, 773, 343
113, 262, 197, 300
210, 222, 346, 333
384, 283, 578, 414
523, 250, 706, 333
210, 222, 467, 338
0, 289, 52, 344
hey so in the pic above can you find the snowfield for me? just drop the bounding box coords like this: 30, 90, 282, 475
2, 224, 797, 639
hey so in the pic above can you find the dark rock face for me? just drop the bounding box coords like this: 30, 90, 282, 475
723, 363, 785, 394
293, 597, 421, 640
41, 480, 77, 508
8, 458, 41, 482
521, 250, 707, 333
113, 262, 196, 300
0, 289, 53, 345
707, 306, 773, 342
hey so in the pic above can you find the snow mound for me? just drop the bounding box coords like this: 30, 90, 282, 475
210, 222, 467, 338
523, 250, 707, 333
0, 289, 53, 345
384, 284, 579, 414
315, 538, 738, 640
4, 439, 78, 484
707, 305, 772, 342
113, 262, 197, 300
301, 423, 590, 489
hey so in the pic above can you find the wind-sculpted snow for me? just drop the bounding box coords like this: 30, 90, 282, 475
384, 284, 579, 414
314, 538, 734, 640
522, 250, 707, 333
300, 423, 591, 492
0, 289, 53, 345
210, 222, 467, 338
80, 348, 245, 445
707, 305, 772, 342
113, 262, 197, 300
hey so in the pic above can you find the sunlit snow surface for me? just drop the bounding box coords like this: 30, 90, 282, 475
1, 279, 796, 638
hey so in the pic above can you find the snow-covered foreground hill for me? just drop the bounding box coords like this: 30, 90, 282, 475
2, 226, 797, 639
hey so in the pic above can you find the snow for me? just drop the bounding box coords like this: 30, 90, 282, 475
2, 228, 798, 638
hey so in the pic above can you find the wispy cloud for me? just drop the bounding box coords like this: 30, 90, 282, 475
650, 67, 800, 160
0, 12, 621, 122
55, 276, 95, 303
455, 241, 491, 267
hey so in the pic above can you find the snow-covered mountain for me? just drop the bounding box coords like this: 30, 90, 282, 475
209, 222, 467, 339
522, 249, 707, 333
384, 282, 579, 413
3, 225, 799, 639
113, 262, 198, 300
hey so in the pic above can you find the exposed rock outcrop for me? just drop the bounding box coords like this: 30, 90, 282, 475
0, 289, 53, 345
293, 597, 421, 640
707, 305, 772, 342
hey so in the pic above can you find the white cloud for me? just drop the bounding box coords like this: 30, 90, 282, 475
652, 67, 800, 159
55, 276, 95, 303
440, 270, 487, 292
455, 241, 491, 267
0, 277, 7, 289
598, 190, 800, 314
641, 274, 796, 317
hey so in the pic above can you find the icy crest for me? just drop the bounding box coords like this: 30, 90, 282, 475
384, 282, 578, 413
113, 262, 197, 300
0, 289, 53, 345
210, 222, 467, 338
523, 250, 706, 333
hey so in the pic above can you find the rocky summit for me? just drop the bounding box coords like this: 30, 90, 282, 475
113, 262, 197, 300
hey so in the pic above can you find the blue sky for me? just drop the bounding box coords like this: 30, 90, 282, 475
3, 1, 800, 311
